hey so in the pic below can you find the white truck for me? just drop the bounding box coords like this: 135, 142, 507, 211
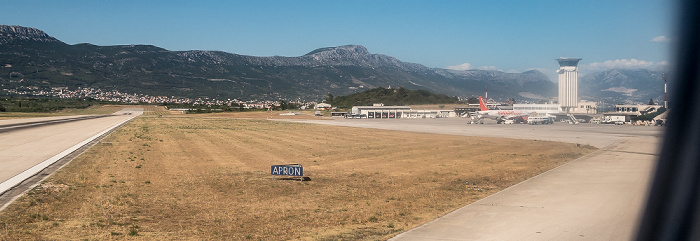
528, 116, 554, 125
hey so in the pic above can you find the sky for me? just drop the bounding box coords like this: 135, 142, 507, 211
1, 0, 675, 81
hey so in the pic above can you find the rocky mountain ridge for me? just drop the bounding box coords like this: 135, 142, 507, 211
580, 68, 667, 103
1, 25, 558, 101
0, 25, 60, 44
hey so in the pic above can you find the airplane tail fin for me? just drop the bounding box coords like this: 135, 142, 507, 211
478, 96, 489, 111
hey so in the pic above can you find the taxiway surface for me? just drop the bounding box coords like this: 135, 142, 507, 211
280, 118, 662, 240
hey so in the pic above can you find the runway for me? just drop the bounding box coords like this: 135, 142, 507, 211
280, 118, 662, 240
0, 109, 142, 209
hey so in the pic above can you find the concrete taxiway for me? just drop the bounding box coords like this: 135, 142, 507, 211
280, 118, 662, 240
0, 109, 142, 208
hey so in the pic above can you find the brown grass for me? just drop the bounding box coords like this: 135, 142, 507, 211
193, 110, 328, 120
0, 112, 64, 119
0, 105, 171, 120
136, 105, 173, 116
58, 105, 129, 115
0, 117, 595, 240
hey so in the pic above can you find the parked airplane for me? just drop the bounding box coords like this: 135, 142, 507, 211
470, 96, 530, 124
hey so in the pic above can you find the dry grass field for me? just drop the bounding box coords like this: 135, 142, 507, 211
0, 116, 595, 240
0, 105, 122, 119
59, 105, 132, 115
195, 110, 328, 120
0, 105, 170, 120
0, 112, 62, 119
135, 105, 174, 116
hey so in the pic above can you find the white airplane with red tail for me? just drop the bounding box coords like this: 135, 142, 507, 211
471, 96, 530, 124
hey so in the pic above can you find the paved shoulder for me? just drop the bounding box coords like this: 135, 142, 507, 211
390, 138, 658, 240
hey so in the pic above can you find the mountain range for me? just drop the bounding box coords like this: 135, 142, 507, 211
579, 68, 667, 104
0, 25, 664, 103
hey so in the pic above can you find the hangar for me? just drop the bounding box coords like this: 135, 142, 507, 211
603, 104, 664, 123
351, 105, 411, 119
350, 104, 455, 119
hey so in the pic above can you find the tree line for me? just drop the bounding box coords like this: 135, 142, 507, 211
327, 87, 459, 108
0, 97, 101, 112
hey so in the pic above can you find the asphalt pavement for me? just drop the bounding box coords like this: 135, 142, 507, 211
0, 109, 142, 210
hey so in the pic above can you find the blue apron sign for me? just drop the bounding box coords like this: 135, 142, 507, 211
271, 164, 303, 177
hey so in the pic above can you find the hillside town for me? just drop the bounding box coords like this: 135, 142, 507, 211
2, 85, 314, 109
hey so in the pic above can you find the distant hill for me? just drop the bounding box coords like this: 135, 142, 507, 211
0, 25, 557, 101
580, 68, 667, 103
436, 69, 556, 100
330, 87, 458, 108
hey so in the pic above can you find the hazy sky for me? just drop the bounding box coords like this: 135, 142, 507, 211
1, 0, 674, 80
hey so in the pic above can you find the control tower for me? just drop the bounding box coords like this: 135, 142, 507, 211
556, 57, 582, 113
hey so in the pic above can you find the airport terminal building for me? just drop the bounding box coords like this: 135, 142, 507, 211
513, 100, 597, 115
512, 104, 560, 115
603, 104, 663, 122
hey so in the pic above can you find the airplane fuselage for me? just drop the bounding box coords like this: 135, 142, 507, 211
474, 96, 531, 121
477, 110, 528, 118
